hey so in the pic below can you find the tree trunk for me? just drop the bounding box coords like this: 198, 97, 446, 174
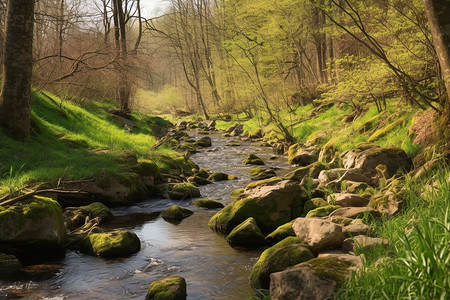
423, 0, 450, 137
0, 0, 36, 141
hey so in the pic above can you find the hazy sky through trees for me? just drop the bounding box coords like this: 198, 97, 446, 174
142, 0, 169, 18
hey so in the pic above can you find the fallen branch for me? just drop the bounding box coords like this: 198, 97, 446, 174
0, 188, 89, 207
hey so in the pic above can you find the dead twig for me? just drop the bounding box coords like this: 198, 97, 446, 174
0, 188, 89, 207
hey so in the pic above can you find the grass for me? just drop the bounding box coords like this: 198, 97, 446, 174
337, 166, 450, 299
0, 91, 176, 195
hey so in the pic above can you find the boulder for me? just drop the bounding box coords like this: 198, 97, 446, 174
0, 253, 22, 279
305, 205, 341, 218
168, 183, 201, 200
80, 231, 140, 258
343, 222, 372, 238
195, 136, 212, 147
284, 162, 327, 182
292, 218, 345, 252
329, 207, 381, 219
175, 120, 187, 130
0, 196, 66, 253
243, 154, 265, 165
192, 199, 224, 209
226, 217, 266, 248
265, 221, 296, 245
328, 193, 370, 207
187, 175, 212, 186
248, 128, 263, 139
270, 254, 362, 300
249, 168, 276, 180
64, 202, 113, 231
288, 144, 320, 166
209, 180, 304, 234
341, 144, 412, 178
194, 169, 210, 179
161, 205, 193, 221
230, 124, 244, 136
146, 275, 187, 300
368, 188, 404, 216
250, 237, 313, 289
303, 198, 328, 215
342, 235, 389, 254
208, 172, 235, 182
318, 168, 371, 186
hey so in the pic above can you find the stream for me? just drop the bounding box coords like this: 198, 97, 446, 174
0, 132, 294, 300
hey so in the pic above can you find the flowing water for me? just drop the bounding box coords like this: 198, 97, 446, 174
0, 132, 294, 300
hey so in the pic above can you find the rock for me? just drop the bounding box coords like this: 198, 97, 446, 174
64, 202, 113, 231
195, 136, 212, 147
161, 205, 193, 221
329, 216, 354, 226
230, 124, 244, 136
343, 181, 370, 194
303, 198, 329, 216
208, 172, 235, 182
342, 235, 389, 254
0, 196, 66, 253
187, 175, 212, 186
0, 253, 22, 279
341, 144, 412, 178
168, 183, 201, 200
368, 188, 404, 216
272, 142, 289, 155
226, 217, 266, 248
292, 218, 345, 252
328, 193, 370, 207
230, 188, 244, 199
318, 168, 371, 186
22, 264, 61, 280
329, 207, 381, 219
248, 128, 263, 139
343, 223, 372, 237
80, 231, 140, 258
250, 237, 313, 289
175, 120, 187, 130
192, 199, 224, 209
146, 275, 187, 300
283, 162, 327, 182
249, 167, 276, 180
243, 154, 265, 165
265, 221, 296, 245
288, 144, 320, 166
194, 169, 210, 179
209, 180, 304, 234
305, 205, 341, 218
225, 141, 241, 146
270, 254, 362, 300
318, 141, 337, 163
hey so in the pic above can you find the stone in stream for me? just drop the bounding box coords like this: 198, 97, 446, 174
80, 231, 141, 258
0, 253, 22, 279
207, 172, 236, 181
249, 167, 276, 180
187, 175, 212, 186
265, 221, 296, 245
250, 236, 313, 289
0, 196, 66, 253
146, 275, 187, 300
192, 199, 224, 209
64, 202, 113, 231
161, 205, 193, 221
194, 136, 212, 147
270, 254, 362, 300
208, 178, 305, 235
243, 154, 265, 165
292, 218, 346, 252
168, 183, 201, 200
226, 217, 266, 248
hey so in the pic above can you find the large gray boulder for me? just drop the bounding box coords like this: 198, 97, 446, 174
208, 178, 305, 234
270, 254, 362, 300
341, 144, 412, 177
292, 218, 345, 252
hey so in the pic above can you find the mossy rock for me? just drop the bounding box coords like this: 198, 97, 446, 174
244, 154, 265, 165
250, 236, 313, 289
230, 188, 244, 199
192, 199, 224, 209
284, 162, 327, 182
249, 168, 277, 180
329, 216, 353, 226
194, 169, 210, 179
305, 256, 357, 285
136, 160, 161, 180
79, 202, 113, 222
248, 128, 263, 139
0, 196, 66, 252
80, 231, 141, 258
208, 172, 233, 182
265, 221, 296, 245
168, 183, 201, 200
245, 177, 283, 190
0, 253, 22, 279
64, 202, 113, 230
195, 136, 212, 147
155, 154, 199, 176
305, 205, 341, 218
187, 175, 212, 186
368, 118, 406, 142
287, 144, 302, 164
161, 205, 193, 221
303, 198, 328, 215
226, 217, 266, 248
146, 275, 187, 300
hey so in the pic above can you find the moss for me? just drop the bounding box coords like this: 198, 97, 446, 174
250, 168, 276, 180
329, 216, 353, 226
250, 236, 313, 289
303, 198, 328, 215
168, 183, 200, 200
265, 221, 296, 245
59, 135, 89, 149
78, 202, 113, 222
194, 136, 212, 147
208, 172, 232, 182
248, 128, 263, 138
287, 144, 302, 164
161, 205, 193, 220
368, 118, 406, 142
226, 217, 266, 248
146, 275, 187, 300
192, 199, 224, 209
137, 160, 161, 180
306, 256, 355, 285
80, 231, 140, 258
243, 154, 265, 165
230, 188, 244, 199
245, 177, 283, 190
306, 205, 342, 218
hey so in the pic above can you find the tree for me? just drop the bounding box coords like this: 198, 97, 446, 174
0, 0, 36, 140
423, 0, 450, 136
